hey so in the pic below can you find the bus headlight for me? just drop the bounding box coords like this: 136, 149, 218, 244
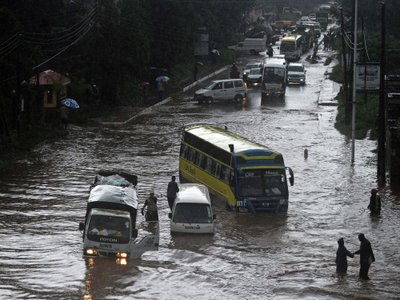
117, 252, 128, 258
85, 248, 98, 256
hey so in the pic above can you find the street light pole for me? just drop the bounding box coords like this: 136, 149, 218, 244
351, 0, 358, 165
377, 1, 386, 184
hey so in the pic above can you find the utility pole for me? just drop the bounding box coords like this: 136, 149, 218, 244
377, 1, 386, 184
351, 0, 358, 165
341, 8, 350, 124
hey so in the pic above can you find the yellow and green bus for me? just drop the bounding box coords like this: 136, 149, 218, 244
179, 124, 294, 213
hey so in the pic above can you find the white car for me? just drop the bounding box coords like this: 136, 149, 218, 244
242, 61, 263, 81
246, 68, 262, 86
194, 79, 247, 104
287, 62, 306, 85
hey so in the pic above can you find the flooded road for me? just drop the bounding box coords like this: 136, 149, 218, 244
1, 51, 400, 300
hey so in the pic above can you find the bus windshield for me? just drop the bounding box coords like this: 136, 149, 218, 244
238, 169, 287, 197
281, 42, 295, 52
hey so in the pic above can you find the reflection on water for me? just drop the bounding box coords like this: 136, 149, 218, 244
83, 257, 139, 300
1, 57, 400, 299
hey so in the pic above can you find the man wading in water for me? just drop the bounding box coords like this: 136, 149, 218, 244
167, 176, 179, 210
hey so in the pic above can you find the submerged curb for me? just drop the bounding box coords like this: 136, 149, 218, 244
101, 66, 229, 126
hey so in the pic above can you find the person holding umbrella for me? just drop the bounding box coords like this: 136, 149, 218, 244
60, 103, 69, 130
59, 98, 79, 129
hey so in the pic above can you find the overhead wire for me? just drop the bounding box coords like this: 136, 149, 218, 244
0, 7, 96, 58
22, 9, 96, 44
32, 20, 95, 70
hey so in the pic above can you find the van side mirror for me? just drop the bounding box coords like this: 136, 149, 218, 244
132, 229, 138, 238
79, 222, 85, 231
168, 212, 172, 219
287, 167, 294, 186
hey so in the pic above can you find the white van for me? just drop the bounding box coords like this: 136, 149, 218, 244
169, 183, 215, 234
194, 79, 247, 104
228, 38, 266, 55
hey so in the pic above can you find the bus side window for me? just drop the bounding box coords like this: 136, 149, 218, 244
210, 159, 217, 176
186, 147, 192, 161
215, 163, 221, 178
200, 154, 207, 169
220, 166, 230, 184
191, 150, 198, 164
195, 152, 203, 166
205, 157, 212, 173
180, 144, 187, 157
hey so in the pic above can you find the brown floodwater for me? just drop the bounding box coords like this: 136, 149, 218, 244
0, 53, 399, 300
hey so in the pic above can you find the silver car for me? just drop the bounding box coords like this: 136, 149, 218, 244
242, 61, 263, 81
287, 63, 306, 85
246, 68, 262, 86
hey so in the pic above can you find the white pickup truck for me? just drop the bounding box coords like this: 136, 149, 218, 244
79, 171, 159, 260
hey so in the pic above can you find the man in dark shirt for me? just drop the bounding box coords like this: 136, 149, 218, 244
167, 176, 179, 210
354, 233, 375, 280
368, 188, 381, 215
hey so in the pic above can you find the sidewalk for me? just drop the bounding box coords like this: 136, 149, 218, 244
99, 66, 229, 126
317, 63, 341, 106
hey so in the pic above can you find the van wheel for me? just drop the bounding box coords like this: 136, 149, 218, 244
206, 97, 213, 104
234, 95, 243, 102
198, 98, 203, 104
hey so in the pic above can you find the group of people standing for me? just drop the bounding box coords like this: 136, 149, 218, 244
335, 188, 382, 280
336, 234, 375, 280
140, 176, 179, 222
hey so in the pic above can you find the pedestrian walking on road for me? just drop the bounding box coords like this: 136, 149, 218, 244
335, 237, 354, 274
368, 188, 381, 215
267, 43, 274, 57
167, 176, 179, 210
354, 233, 375, 280
141, 191, 159, 221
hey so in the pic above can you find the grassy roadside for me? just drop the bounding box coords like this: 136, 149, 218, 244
329, 63, 379, 140
0, 51, 236, 169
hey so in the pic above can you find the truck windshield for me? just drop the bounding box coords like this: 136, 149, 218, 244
87, 215, 130, 243
238, 169, 287, 197
173, 203, 212, 224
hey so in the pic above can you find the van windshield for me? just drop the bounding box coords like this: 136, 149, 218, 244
263, 67, 285, 83
87, 215, 130, 243
173, 203, 213, 224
